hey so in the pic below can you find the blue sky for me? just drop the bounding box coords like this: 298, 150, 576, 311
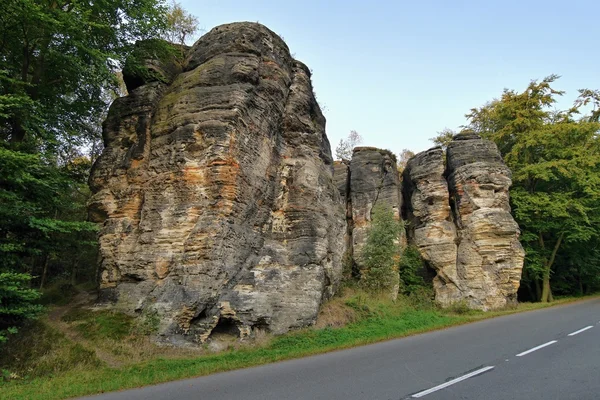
180, 0, 599, 154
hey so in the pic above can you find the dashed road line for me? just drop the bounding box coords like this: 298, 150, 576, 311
516, 340, 557, 357
410, 322, 594, 397
411, 366, 495, 398
568, 326, 593, 336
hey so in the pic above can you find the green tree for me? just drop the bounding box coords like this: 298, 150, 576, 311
398, 245, 427, 295
0, 0, 169, 148
360, 205, 403, 296
430, 128, 456, 150
0, 0, 181, 339
466, 76, 600, 302
0, 146, 97, 281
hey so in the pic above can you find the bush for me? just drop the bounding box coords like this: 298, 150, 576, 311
399, 245, 428, 295
359, 205, 402, 295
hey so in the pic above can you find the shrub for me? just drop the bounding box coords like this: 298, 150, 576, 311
399, 245, 428, 295
359, 205, 402, 295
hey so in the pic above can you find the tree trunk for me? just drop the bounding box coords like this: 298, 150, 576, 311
539, 232, 563, 303
540, 270, 552, 303
534, 279, 542, 302
70, 258, 78, 286
39, 253, 50, 290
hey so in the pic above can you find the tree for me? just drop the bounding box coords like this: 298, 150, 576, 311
163, 1, 200, 46
335, 130, 363, 161
0, 0, 170, 148
430, 128, 456, 150
465, 76, 600, 302
0, 0, 178, 338
360, 205, 403, 297
397, 149, 415, 173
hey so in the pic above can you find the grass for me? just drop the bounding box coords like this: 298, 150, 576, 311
0, 288, 596, 400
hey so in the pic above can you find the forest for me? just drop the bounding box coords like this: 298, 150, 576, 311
1, 0, 599, 348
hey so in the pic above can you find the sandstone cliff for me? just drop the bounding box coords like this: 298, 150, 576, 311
89, 22, 345, 344
403, 133, 524, 310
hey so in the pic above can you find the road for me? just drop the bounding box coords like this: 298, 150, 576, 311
82, 297, 600, 400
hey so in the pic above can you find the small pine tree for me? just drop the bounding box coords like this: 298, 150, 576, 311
360, 205, 402, 296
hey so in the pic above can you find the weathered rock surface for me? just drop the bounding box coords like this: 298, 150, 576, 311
403, 133, 524, 310
446, 132, 524, 309
402, 147, 458, 298
89, 22, 345, 344
349, 147, 403, 268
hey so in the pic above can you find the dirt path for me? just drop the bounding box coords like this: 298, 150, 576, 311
47, 290, 124, 368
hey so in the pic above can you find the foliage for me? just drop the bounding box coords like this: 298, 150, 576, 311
359, 206, 402, 294
430, 128, 456, 150
0, 146, 98, 278
0, 273, 42, 343
335, 130, 362, 161
0, 0, 187, 339
465, 75, 600, 301
0, 0, 170, 147
398, 245, 428, 295
397, 148, 415, 173
162, 1, 200, 45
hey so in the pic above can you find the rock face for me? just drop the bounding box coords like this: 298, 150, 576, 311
348, 148, 403, 267
89, 22, 345, 344
402, 147, 457, 294
332, 148, 404, 299
403, 133, 524, 310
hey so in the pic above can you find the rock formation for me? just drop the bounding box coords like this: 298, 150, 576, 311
89, 22, 345, 344
347, 148, 403, 267
403, 132, 524, 310
90, 22, 525, 343
332, 149, 404, 274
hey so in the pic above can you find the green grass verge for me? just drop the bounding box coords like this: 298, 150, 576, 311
0, 294, 596, 400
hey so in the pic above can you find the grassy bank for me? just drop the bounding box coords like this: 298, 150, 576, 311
0, 289, 594, 400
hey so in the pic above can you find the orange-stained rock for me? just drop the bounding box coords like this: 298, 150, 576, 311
89, 23, 344, 345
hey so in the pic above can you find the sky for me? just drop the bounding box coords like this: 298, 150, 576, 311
180, 0, 599, 154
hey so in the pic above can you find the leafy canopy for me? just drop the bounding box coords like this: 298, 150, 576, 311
465, 75, 600, 300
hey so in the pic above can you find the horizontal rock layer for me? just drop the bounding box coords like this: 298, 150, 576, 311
89, 22, 345, 344
403, 133, 524, 310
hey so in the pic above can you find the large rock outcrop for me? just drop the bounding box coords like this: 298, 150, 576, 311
89, 22, 345, 344
403, 133, 524, 310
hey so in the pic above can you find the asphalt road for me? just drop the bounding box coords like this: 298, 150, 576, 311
82, 297, 600, 400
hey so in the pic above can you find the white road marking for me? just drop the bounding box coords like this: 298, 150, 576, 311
411, 366, 495, 398
516, 340, 557, 357
568, 326, 593, 336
